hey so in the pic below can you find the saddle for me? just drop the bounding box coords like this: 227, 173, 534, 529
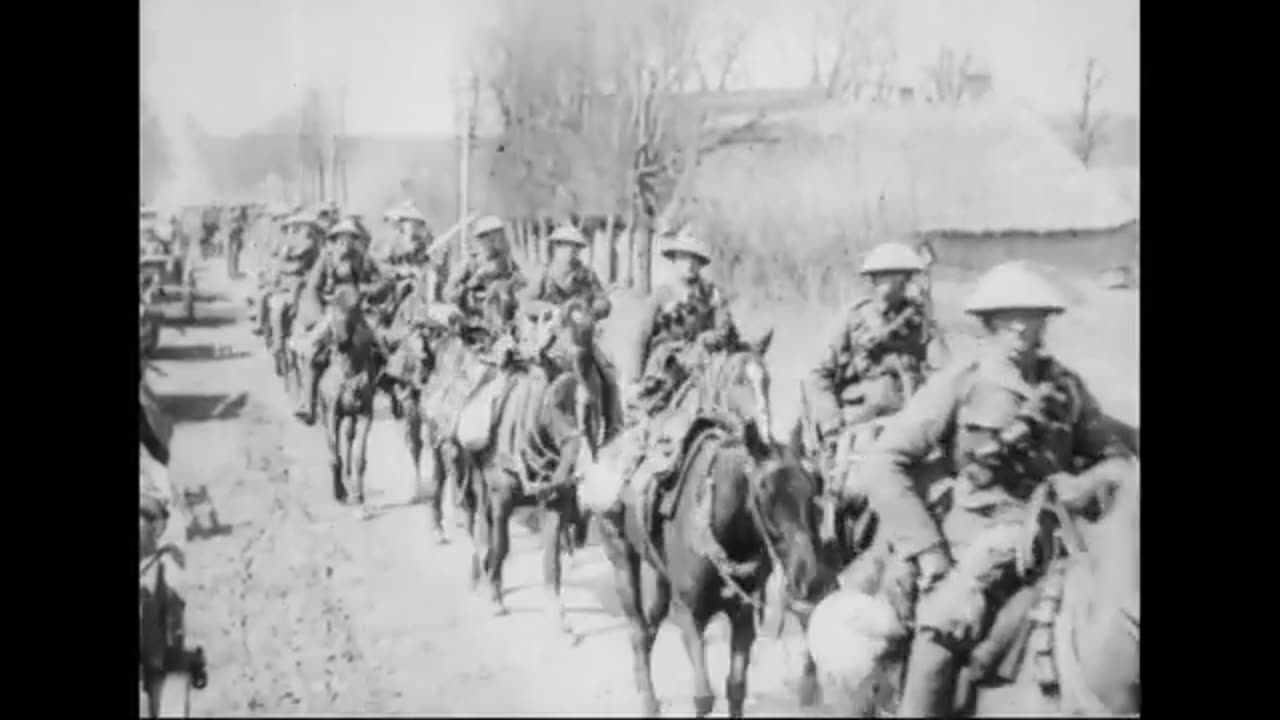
455, 365, 516, 452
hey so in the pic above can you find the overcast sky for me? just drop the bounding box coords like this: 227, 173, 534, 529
141, 0, 1137, 138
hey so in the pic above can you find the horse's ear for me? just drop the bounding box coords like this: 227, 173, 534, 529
752, 328, 774, 357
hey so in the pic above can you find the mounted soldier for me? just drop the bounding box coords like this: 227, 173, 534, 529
858, 261, 1137, 716
810, 242, 942, 490
596, 225, 743, 520
517, 223, 623, 440
443, 215, 526, 355
258, 209, 324, 339
292, 216, 393, 424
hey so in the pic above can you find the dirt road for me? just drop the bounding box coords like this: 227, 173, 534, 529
151, 262, 820, 717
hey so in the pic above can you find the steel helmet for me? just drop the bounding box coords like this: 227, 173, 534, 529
548, 224, 588, 248
327, 217, 368, 240
964, 261, 1067, 316
659, 226, 711, 264
395, 205, 430, 227
860, 242, 925, 275
472, 215, 506, 237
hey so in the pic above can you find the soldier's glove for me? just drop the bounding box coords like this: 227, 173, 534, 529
913, 546, 954, 593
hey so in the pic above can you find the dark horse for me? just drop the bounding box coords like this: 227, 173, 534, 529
458, 293, 609, 634
594, 334, 830, 718
314, 286, 388, 514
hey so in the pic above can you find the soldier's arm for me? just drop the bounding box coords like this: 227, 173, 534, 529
859, 359, 968, 560
443, 264, 471, 305
305, 252, 331, 297
1054, 374, 1138, 506
814, 311, 859, 396
585, 269, 612, 319
630, 290, 666, 383
707, 286, 739, 338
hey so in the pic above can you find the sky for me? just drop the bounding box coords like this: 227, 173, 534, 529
141, 0, 1138, 139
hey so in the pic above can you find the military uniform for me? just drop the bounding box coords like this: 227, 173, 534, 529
258, 212, 322, 337
443, 218, 526, 349
596, 228, 740, 515
812, 243, 938, 491
858, 262, 1136, 717
292, 218, 390, 423
519, 224, 622, 437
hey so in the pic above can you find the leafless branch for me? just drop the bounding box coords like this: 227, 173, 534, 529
1074, 57, 1109, 165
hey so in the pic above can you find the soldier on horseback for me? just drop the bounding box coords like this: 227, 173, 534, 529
811, 242, 939, 490
858, 262, 1136, 717
293, 216, 392, 424
598, 225, 742, 520
517, 224, 622, 438
443, 214, 527, 359
257, 210, 324, 339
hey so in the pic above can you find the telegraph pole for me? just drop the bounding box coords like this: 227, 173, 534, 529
457, 70, 475, 265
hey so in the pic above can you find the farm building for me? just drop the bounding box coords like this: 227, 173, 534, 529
688, 100, 1139, 279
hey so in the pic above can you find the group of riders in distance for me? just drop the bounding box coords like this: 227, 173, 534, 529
138, 197, 1139, 718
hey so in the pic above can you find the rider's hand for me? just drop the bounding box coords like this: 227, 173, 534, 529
913, 546, 953, 593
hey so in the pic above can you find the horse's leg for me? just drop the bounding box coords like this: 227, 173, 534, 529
487, 477, 515, 615
352, 410, 374, 512
326, 406, 347, 504
465, 457, 490, 593
793, 606, 824, 707
423, 440, 449, 544
600, 523, 662, 716
400, 388, 426, 506
725, 606, 759, 718
343, 411, 358, 502
674, 603, 717, 717
539, 500, 575, 638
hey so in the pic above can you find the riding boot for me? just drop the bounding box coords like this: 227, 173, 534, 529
897, 631, 961, 717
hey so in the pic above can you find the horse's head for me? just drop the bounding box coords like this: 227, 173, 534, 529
1087, 458, 1141, 613
752, 447, 829, 613
695, 328, 775, 450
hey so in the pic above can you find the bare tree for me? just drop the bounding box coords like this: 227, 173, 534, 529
924, 46, 974, 104
804, 0, 898, 101
1073, 57, 1108, 165
694, 0, 752, 92
476, 0, 771, 292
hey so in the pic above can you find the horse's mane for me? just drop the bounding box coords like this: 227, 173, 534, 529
691, 346, 762, 418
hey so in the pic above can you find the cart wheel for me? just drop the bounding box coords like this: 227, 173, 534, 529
155, 671, 191, 718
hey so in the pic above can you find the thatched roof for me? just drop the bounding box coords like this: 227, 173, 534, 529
692, 101, 1137, 238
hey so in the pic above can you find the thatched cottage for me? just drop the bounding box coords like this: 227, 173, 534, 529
690, 100, 1139, 277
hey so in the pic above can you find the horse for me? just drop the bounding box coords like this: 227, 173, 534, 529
457, 294, 613, 634
313, 286, 388, 514
592, 332, 831, 718
404, 281, 525, 544
805, 463, 1141, 717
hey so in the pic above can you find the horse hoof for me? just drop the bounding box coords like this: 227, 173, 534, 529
797, 674, 823, 707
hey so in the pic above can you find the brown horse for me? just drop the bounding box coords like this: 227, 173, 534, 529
457, 293, 606, 631
595, 335, 831, 718
399, 281, 526, 544
314, 287, 388, 513
805, 464, 1141, 717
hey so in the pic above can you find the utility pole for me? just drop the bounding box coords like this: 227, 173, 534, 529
457, 71, 475, 267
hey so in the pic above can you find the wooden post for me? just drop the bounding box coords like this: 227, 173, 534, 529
458, 73, 474, 268
603, 214, 617, 285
